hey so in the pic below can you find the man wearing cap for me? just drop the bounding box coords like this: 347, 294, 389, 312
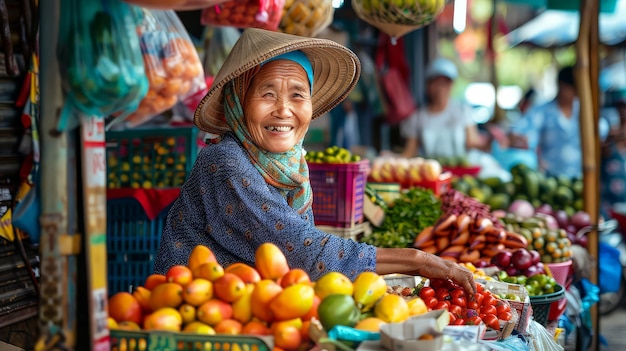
400, 57, 487, 159
153, 29, 476, 295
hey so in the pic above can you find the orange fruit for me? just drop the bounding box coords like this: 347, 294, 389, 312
232, 283, 255, 324
354, 317, 386, 332
225, 262, 261, 284
213, 273, 246, 303
193, 261, 225, 282
116, 321, 141, 331
182, 278, 213, 306
280, 268, 311, 288
178, 303, 197, 325
269, 283, 315, 321
374, 294, 410, 323
255, 243, 290, 281
301, 295, 321, 321
187, 245, 218, 271
197, 299, 233, 326
242, 320, 271, 336
214, 319, 243, 335
183, 321, 216, 334
143, 307, 182, 331
250, 279, 283, 322
273, 324, 302, 351
270, 318, 303, 333
108, 292, 143, 325
144, 274, 167, 290
300, 320, 312, 342
132, 286, 152, 313
165, 265, 194, 286
149, 282, 184, 311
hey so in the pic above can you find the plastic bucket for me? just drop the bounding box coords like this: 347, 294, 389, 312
529, 284, 565, 326
545, 260, 573, 288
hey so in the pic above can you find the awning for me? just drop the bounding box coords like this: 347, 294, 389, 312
503, 0, 626, 47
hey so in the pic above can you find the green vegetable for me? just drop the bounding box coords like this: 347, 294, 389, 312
361, 187, 442, 248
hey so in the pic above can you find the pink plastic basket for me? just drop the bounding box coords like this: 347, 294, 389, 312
308, 160, 370, 228
546, 260, 573, 288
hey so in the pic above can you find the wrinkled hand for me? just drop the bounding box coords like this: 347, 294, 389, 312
418, 251, 476, 297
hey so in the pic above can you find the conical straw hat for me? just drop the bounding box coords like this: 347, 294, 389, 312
194, 28, 361, 135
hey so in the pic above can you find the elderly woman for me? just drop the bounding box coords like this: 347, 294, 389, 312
154, 29, 475, 295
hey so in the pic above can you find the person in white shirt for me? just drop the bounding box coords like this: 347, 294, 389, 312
400, 58, 487, 158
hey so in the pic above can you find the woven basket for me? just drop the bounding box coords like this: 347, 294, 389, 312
279, 0, 335, 37
351, 0, 448, 41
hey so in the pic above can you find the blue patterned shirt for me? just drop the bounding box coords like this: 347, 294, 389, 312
511, 99, 609, 179
153, 133, 377, 281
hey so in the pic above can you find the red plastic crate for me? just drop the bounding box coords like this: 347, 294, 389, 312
402, 172, 452, 196
308, 160, 370, 228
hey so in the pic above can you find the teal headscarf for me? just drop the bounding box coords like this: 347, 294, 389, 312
221, 53, 314, 214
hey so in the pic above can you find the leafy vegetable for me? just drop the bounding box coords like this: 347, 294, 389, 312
362, 187, 442, 248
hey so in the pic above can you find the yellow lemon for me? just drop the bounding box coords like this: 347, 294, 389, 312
354, 317, 387, 332
407, 297, 428, 316
352, 272, 387, 311
314, 272, 353, 300
374, 294, 410, 323
108, 317, 119, 330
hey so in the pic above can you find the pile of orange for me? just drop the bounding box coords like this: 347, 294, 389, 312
108, 243, 319, 351
108, 242, 431, 350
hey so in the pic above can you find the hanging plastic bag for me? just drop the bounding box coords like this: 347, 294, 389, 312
57, 0, 148, 130
278, 0, 335, 37
121, 9, 206, 128
201, 0, 285, 31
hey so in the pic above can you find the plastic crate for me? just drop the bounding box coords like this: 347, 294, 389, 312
308, 160, 370, 228
107, 197, 170, 295
529, 284, 565, 326
110, 330, 273, 351
316, 222, 372, 242
402, 172, 452, 196
106, 126, 199, 189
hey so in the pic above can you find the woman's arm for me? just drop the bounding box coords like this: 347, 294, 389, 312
376, 247, 476, 296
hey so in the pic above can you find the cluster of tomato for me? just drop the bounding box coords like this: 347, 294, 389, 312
418, 279, 513, 331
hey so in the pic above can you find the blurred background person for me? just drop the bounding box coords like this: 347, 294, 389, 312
400, 57, 488, 159
507, 65, 609, 179
600, 88, 626, 219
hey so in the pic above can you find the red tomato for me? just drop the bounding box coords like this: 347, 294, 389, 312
465, 315, 482, 326
419, 287, 436, 300
436, 290, 451, 302
474, 292, 485, 307
448, 304, 463, 317
434, 301, 449, 311
451, 296, 467, 308
467, 300, 479, 310
496, 301, 511, 314
476, 283, 484, 293
424, 297, 438, 309
483, 313, 500, 331
452, 318, 465, 325
482, 293, 498, 307
448, 311, 457, 324
498, 311, 513, 321
450, 288, 465, 299
480, 305, 497, 316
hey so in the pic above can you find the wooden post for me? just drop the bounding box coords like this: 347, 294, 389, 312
575, 0, 600, 350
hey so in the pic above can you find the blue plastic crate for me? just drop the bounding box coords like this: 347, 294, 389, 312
107, 197, 170, 295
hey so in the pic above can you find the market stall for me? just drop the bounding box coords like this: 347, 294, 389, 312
14, 0, 616, 350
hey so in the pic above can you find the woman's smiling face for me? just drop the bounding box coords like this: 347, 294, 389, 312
243, 60, 313, 153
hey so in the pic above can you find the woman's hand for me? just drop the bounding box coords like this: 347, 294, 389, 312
375, 248, 476, 297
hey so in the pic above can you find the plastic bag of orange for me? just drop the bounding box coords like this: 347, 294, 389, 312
124, 8, 206, 128
278, 0, 334, 37
200, 0, 285, 31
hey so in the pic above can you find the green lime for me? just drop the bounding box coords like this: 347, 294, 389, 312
317, 294, 361, 331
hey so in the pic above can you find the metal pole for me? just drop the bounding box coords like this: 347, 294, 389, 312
37, 0, 77, 349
